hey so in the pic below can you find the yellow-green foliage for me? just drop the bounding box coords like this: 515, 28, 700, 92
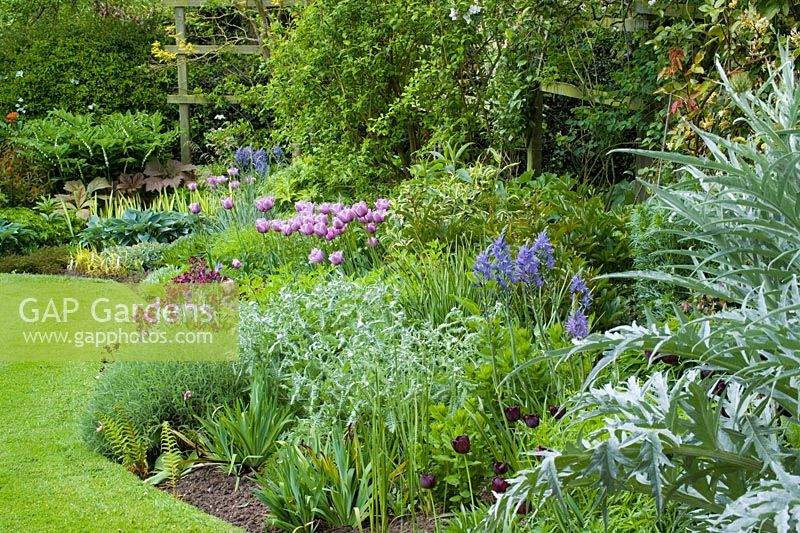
160, 422, 183, 496
96, 408, 149, 478
69, 248, 131, 277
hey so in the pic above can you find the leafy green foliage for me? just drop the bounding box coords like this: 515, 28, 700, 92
255, 428, 372, 531
0, 11, 170, 118
156, 422, 184, 496
13, 111, 177, 183
488, 44, 800, 531
0, 246, 71, 274
196, 374, 291, 475
96, 407, 150, 479
80, 209, 195, 248
0, 207, 73, 254
83, 361, 246, 456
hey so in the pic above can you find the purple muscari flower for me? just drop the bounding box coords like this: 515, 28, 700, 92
532, 231, 555, 270
514, 243, 542, 286
256, 218, 270, 233
221, 196, 234, 210
353, 201, 369, 217
231, 259, 242, 269
189, 202, 201, 214
375, 198, 390, 211
365, 222, 377, 234
235, 146, 253, 169
329, 251, 344, 265
420, 473, 436, 490
565, 308, 589, 340
186, 181, 197, 191
256, 196, 275, 213
229, 180, 240, 190
183, 390, 193, 401
475, 233, 515, 289
252, 148, 268, 174
570, 274, 592, 309
227, 167, 239, 178
451, 435, 470, 454
309, 248, 326, 264
367, 237, 379, 248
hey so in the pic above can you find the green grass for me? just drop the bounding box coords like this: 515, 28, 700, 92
0, 361, 241, 532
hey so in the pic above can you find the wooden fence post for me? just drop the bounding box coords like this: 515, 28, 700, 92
174, 6, 191, 164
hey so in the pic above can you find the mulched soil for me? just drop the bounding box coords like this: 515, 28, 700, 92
164, 466, 438, 533
170, 466, 269, 533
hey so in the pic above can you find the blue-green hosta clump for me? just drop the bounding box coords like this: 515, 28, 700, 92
488, 44, 800, 532
240, 277, 482, 431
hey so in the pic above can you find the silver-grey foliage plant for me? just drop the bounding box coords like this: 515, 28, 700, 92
488, 43, 800, 532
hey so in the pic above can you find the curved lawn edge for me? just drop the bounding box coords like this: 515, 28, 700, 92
0, 361, 241, 532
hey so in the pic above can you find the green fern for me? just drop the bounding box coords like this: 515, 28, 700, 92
159, 421, 183, 496
96, 407, 149, 478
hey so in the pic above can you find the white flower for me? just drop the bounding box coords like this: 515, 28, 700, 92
88, 103, 95, 111
449, 7, 458, 20
214, 114, 226, 120
468, 3, 481, 15
648, 0, 656, 5
17, 97, 23, 103
70, 79, 79, 85
15, 70, 23, 78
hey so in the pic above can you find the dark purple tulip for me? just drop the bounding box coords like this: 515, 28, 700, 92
523, 414, 540, 428
712, 380, 727, 397
517, 501, 528, 515
700, 369, 715, 379
451, 435, 470, 454
504, 405, 521, 422
491, 477, 510, 493
420, 473, 436, 490
549, 405, 566, 420
660, 354, 679, 365
493, 462, 509, 475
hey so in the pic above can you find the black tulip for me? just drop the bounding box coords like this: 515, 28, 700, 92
517, 501, 528, 514
548, 405, 566, 420
420, 473, 436, 490
493, 461, 509, 475
491, 477, 510, 493
451, 435, 471, 454
504, 405, 521, 422
712, 380, 727, 397
523, 413, 540, 428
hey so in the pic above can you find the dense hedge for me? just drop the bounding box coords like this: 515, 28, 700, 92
0, 13, 171, 118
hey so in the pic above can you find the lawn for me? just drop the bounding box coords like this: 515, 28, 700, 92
0, 360, 239, 532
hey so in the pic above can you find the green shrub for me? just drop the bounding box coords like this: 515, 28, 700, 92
0, 145, 54, 206
82, 361, 247, 456
0, 246, 70, 274
0, 207, 73, 254
13, 110, 178, 182
80, 209, 195, 248
0, 12, 170, 118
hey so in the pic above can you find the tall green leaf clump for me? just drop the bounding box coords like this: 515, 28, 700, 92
488, 44, 800, 532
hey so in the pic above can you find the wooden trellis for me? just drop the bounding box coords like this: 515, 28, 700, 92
163, 0, 694, 167
163, 0, 294, 163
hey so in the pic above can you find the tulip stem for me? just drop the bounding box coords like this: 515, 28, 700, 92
463, 454, 475, 507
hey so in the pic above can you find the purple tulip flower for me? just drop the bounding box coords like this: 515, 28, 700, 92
189, 202, 201, 214
420, 473, 436, 490
492, 477, 511, 494
523, 413, 540, 428
329, 251, 344, 265
309, 248, 326, 264
504, 405, 521, 422
231, 259, 241, 269
256, 218, 270, 233
221, 196, 234, 210
186, 181, 197, 191
451, 435, 470, 454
